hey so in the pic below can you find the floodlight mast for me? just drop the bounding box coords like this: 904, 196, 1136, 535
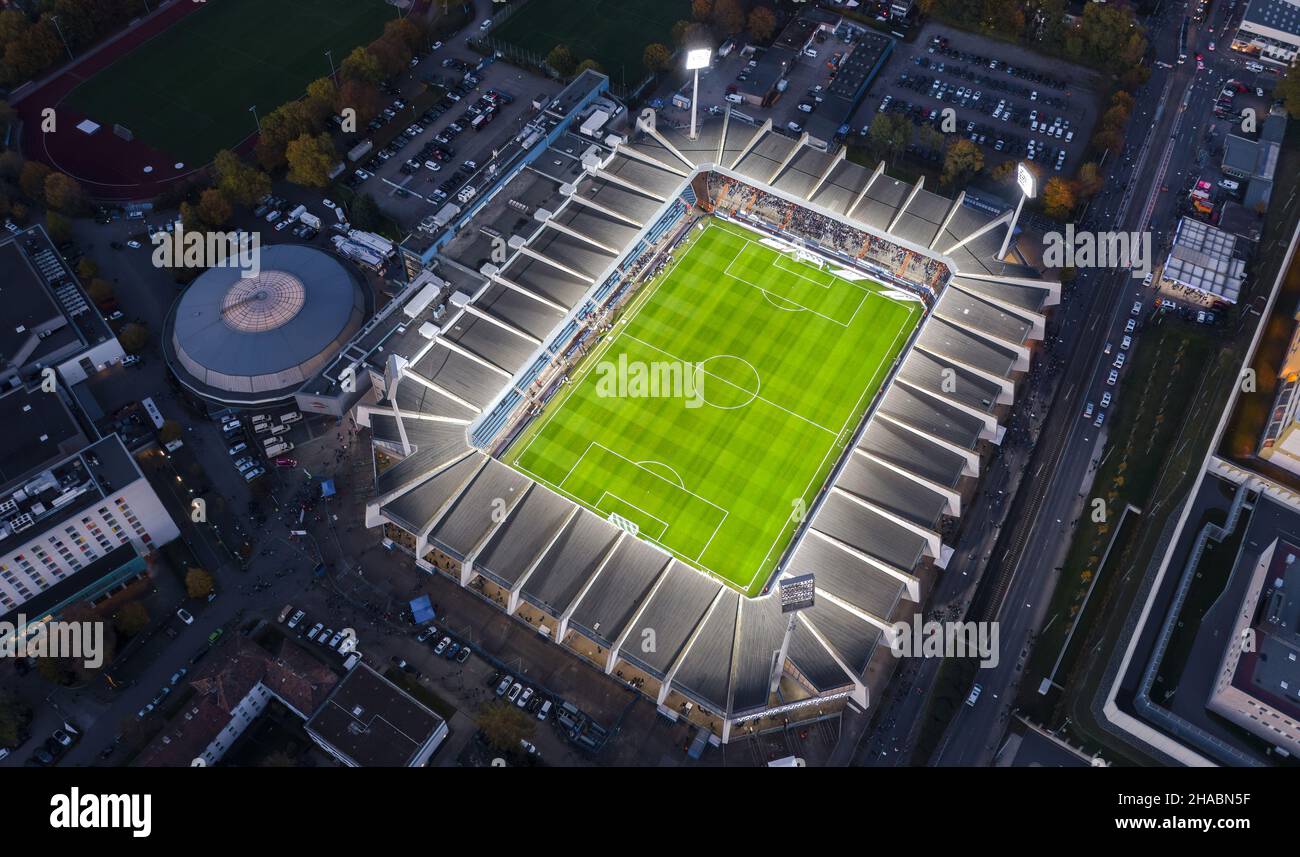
686, 48, 712, 140
999, 162, 1037, 260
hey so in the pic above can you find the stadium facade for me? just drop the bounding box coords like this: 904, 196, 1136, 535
323, 72, 1059, 743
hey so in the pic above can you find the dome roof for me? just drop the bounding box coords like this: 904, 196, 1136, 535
167, 244, 366, 404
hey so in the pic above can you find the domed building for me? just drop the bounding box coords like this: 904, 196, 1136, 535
163, 244, 369, 408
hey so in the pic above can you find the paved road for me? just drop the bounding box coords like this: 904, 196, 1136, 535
933, 0, 1251, 765
852, 0, 1251, 766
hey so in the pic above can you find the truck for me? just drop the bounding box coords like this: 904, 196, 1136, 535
263, 441, 293, 457
347, 139, 374, 163
346, 229, 395, 258
287, 204, 306, 222
300, 212, 322, 230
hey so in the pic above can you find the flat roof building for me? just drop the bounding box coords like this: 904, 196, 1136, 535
305, 663, 448, 766
1159, 217, 1248, 306
1232, 0, 1300, 64
0, 225, 124, 386
1209, 536, 1300, 755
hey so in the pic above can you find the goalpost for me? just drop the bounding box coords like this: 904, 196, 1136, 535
789, 236, 825, 270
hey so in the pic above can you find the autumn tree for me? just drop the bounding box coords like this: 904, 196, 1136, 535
941, 138, 984, 187
868, 112, 912, 163
546, 44, 576, 76
339, 45, 382, 83
692, 0, 713, 22
18, 160, 50, 201
712, 0, 745, 34
574, 58, 604, 76
44, 172, 86, 213
45, 210, 71, 243
115, 601, 150, 637
285, 132, 337, 188
643, 43, 672, 73
212, 150, 271, 207
185, 568, 215, 599
118, 322, 148, 354
1042, 176, 1076, 219
1277, 67, 1300, 119
477, 701, 535, 753
159, 420, 182, 445
748, 6, 778, 42
196, 188, 233, 227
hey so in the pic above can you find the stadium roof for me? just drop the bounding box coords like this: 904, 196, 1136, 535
360, 103, 1058, 722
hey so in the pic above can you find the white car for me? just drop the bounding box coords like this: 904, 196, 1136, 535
1113, 353, 1126, 369
1121, 335, 1132, 350
1101, 392, 1112, 408
176, 608, 193, 625
516, 687, 534, 708
126, 240, 142, 249
424, 160, 441, 171
1125, 318, 1136, 333
1131, 301, 1142, 316
1107, 370, 1118, 386
322, 199, 336, 210
506, 682, 522, 703
1083, 401, 1095, 419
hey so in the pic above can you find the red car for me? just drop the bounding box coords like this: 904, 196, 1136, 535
274, 457, 298, 468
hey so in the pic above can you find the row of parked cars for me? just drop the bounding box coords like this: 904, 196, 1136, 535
925, 36, 1071, 99
16, 721, 80, 767
486, 667, 552, 722
283, 606, 355, 657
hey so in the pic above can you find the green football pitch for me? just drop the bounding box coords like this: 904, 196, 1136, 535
491, 0, 688, 79
504, 220, 924, 596
64, 0, 392, 164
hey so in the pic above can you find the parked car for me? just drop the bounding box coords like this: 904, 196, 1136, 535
176, 608, 194, 625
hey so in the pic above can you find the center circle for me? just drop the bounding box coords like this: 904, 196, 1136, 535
698, 354, 760, 410
221, 271, 306, 332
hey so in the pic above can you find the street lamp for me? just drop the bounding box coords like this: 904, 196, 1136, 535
325, 49, 336, 82
685, 48, 712, 141
249, 104, 260, 132
1000, 162, 1037, 260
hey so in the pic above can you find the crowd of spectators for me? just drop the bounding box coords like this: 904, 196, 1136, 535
706, 175, 949, 294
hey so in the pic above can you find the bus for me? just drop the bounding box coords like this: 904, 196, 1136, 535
141, 396, 165, 430
1178, 17, 1189, 64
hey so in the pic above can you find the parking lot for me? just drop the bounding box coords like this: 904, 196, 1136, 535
343, 44, 564, 226
852, 25, 1100, 175
834, 22, 1100, 176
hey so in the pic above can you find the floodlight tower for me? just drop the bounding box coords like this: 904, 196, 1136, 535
999, 162, 1037, 260
686, 48, 713, 140
770, 573, 815, 696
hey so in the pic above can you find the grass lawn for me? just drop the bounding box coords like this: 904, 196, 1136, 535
503, 219, 923, 595
492, 0, 688, 79
64, 0, 392, 164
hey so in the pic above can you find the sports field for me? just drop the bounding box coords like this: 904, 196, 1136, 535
492, 0, 688, 79
64, 0, 391, 164
504, 220, 924, 595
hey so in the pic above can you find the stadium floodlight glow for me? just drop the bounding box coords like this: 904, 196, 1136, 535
685, 49, 712, 70
1016, 162, 1037, 200
1000, 161, 1035, 260
686, 48, 713, 141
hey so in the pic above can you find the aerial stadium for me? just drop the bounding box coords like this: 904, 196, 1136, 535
338, 72, 1058, 744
